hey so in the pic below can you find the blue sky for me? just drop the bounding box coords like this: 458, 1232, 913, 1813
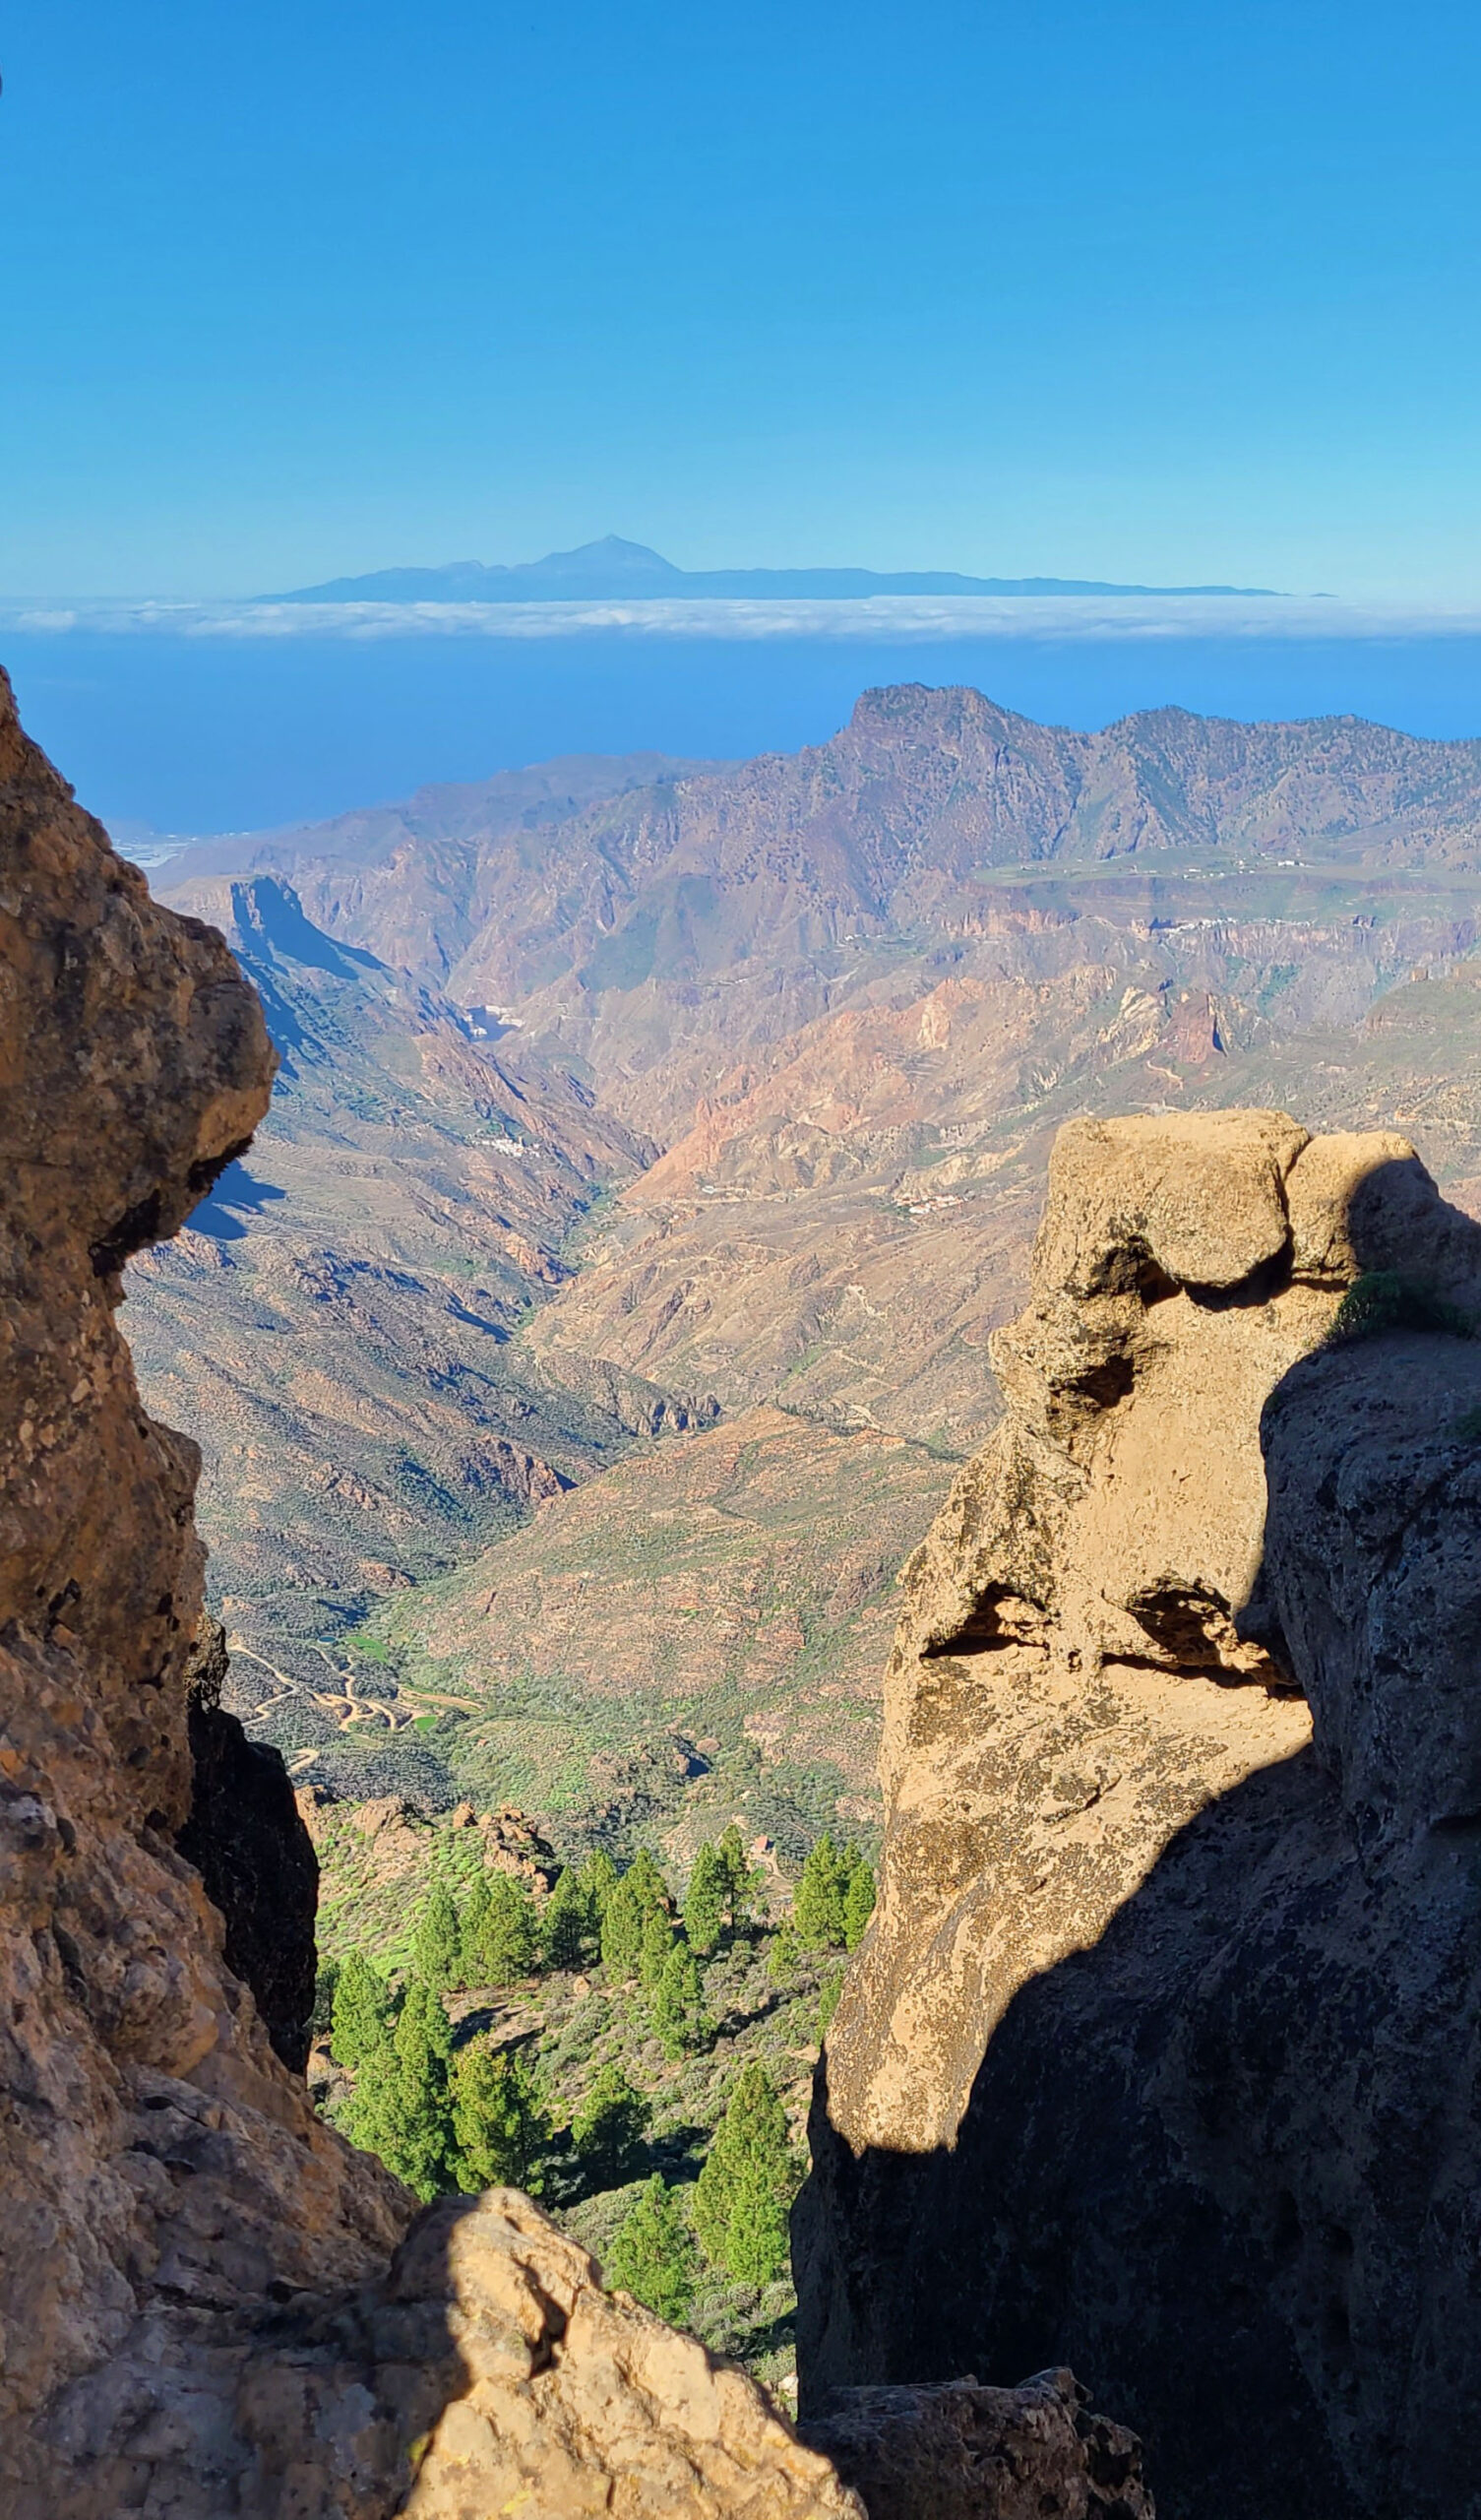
6, 0, 1481, 600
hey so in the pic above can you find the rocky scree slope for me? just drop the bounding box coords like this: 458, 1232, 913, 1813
0, 674, 1147, 2518
797, 1106, 1481, 2520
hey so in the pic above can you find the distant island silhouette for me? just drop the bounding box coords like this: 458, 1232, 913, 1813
272, 534, 1279, 604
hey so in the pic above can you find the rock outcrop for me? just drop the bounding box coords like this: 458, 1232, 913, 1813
0, 671, 873, 2517
801, 2367, 1153, 2520
796, 1107, 1481, 2520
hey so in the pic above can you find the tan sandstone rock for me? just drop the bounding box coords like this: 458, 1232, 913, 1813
796, 1105, 1481, 2520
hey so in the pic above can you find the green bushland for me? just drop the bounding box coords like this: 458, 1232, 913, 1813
1329, 1270, 1474, 1345
316, 1828, 875, 2381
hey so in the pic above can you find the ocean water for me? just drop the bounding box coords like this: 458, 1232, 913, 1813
9, 628, 1481, 838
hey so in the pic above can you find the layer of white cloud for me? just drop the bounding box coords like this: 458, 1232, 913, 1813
10, 593, 1481, 643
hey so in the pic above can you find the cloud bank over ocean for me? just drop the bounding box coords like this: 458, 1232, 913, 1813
13, 593, 1481, 646
13, 598, 1481, 840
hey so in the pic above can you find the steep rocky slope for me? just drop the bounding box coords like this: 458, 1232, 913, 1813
160, 747, 716, 976
159, 686, 1481, 1135
167, 684, 1481, 985
124, 872, 710, 1733
796, 1107, 1481, 2520
0, 671, 1151, 2518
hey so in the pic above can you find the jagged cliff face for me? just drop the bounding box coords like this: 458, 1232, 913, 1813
796, 1106, 1481, 2519
0, 672, 871, 2519
0, 668, 404, 2508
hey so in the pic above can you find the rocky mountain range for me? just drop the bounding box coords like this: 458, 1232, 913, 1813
137, 681, 1481, 1856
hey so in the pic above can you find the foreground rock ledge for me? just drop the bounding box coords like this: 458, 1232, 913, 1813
802, 2368, 1152, 2520
797, 1106, 1481, 2520
0, 668, 1149, 2517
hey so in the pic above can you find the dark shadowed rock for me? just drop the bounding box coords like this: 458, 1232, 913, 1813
801, 2368, 1152, 2519
176, 1617, 319, 2072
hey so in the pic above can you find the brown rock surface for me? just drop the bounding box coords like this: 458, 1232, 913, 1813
0, 672, 869, 2517
796, 1105, 1481, 2519
801, 2368, 1152, 2520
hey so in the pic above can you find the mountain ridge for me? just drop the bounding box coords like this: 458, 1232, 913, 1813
159, 684, 1481, 1140
136, 678, 1481, 1844
272, 533, 1279, 604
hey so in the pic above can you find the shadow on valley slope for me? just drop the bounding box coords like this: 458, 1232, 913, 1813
795, 1152, 1481, 2520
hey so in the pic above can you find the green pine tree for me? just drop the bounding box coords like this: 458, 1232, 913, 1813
344, 1976, 459, 2202
792, 1833, 850, 1950
411, 1877, 463, 1992
717, 1822, 762, 1931
606, 2176, 698, 2324
312, 1954, 340, 2039
582, 1848, 618, 1922
625, 1845, 671, 1922
330, 1948, 392, 2069
599, 1871, 646, 1980
543, 1863, 595, 1971
684, 1841, 727, 1955
571, 2059, 649, 2186
388, 1976, 460, 2199
650, 1936, 710, 2059
720, 2148, 794, 2289
473, 1872, 539, 1984
339, 2015, 403, 2165
459, 1870, 492, 1978
842, 1854, 876, 1950
451, 2042, 552, 2193
693, 2062, 798, 2287
639, 1904, 675, 1992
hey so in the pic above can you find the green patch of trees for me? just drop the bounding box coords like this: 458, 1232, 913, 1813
451, 2046, 551, 2192
572, 2060, 648, 2185
684, 1823, 761, 1954
461, 1870, 539, 1984
651, 1937, 711, 2058
323, 1827, 874, 2321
